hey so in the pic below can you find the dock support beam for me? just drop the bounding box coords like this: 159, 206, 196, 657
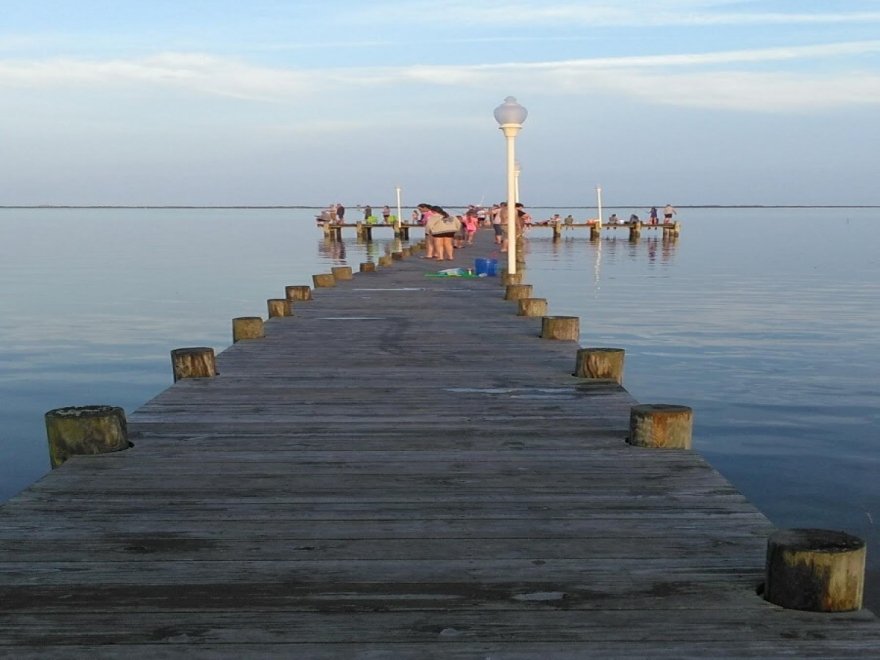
574, 347, 625, 384
45, 405, 129, 469
171, 347, 217, 382
232, 316, 265, 342
517, 298, 548, 317
627, 404, 692, 449
267, 299, 292, 318
765, 529, 866, 612
312, 273, 336, 288
541, 316, 580, 340
331, 266, 353, 281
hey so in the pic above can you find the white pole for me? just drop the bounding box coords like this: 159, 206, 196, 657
395, 186, 402, 232
506, 133, 517, 275
597, 186, 603, 227
514, 161, 521, 204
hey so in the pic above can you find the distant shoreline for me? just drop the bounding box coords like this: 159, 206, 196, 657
1, 204, 878, 210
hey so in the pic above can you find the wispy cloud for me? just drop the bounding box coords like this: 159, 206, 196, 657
2, 41, 878, 112
356, 1, 880, 28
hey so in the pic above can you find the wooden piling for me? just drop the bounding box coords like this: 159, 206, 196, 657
500, 271, 524, 286
504, 284, 533, 301
331, 266, 353, 281
232, 316, 264, 342
170, 347, 217, 382
285, 285, 312, 302
45, 405, 128, 469
765, 528, 866, 612
540, 316, 580, 340
359, 262, 376, 273
267, 298, 292, 318
312, 273, 336, 288
590, 223, 601, 240
517, 298, 548, 317
378, 255, 393, 267
627, 404, 692, 449
574, 347, 625, 384
629, 221, 642, 241
391, 251, 404, 260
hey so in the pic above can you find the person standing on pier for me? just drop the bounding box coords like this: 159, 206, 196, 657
382, 205, 391, 223
490, 204, 504, 245
336, 203, 346, 224
419, 203, 439, 259
427, 206, 460, 261
663, 204, 676, 223
363, 204, 372, 221
649, 207, 658, 225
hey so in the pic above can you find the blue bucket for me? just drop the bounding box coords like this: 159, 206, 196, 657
474, 258, 490, 276
486, 258, 498, 276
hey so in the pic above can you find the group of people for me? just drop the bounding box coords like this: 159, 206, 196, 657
362, 204, 393, 223
415, 202, 530, 260
609, 205, 677, 225
319, 203, 400, 225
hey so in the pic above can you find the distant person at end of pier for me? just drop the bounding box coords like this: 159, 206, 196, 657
382, 205, 391, 223
649, 207, 658, 225
336, 203, 346, 224
363, 204, 372, 221
608, 213, 620, 225
630, 213, 639, 224
663, 204, 676, 223
564, 214, 574, 230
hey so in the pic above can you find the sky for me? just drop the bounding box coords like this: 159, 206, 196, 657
1, 0, 879, 207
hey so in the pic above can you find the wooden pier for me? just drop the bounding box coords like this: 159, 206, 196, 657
322, 220, 681, 241
1, 231, 877, 657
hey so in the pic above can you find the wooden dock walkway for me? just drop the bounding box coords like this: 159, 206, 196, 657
1, 231, 878, 657
320, 219, 680, 241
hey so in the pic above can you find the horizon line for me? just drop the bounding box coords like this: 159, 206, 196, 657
2, 204, 878, 210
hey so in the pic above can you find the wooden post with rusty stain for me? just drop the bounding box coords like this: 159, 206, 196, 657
764, 528, 865, 612
574, 347, 625, 384
232, 316, 264, 342
517, 298, 548, 317
627, 404, 692, 449
171, 347, 217, 382
378, 255, 393, 267
541, 316, 580, 340
590, 222, 601, 240
312, 273, 336, 288
331, 266, 353, 281
45, 405, 129, 469
267, 299, 292, 318
285, 285, 312, 302
359, 262, 376, 273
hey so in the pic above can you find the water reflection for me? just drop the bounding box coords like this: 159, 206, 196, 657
318, 237, 347, 263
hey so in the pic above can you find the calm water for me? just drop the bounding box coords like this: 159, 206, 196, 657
1, 207, 878, 607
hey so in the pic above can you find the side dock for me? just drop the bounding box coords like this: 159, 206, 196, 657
0, 232, 877, 657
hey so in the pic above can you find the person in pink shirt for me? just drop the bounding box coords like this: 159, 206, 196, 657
463, 211, 478, 245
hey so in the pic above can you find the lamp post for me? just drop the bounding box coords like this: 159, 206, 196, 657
494, 96, 527, 275
395, 185, 402, 233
